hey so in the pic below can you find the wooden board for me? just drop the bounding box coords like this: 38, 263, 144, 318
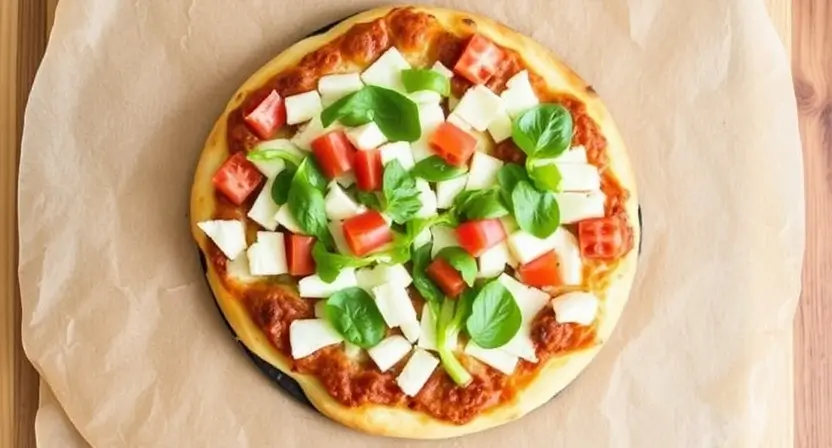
1, 1, 822, 447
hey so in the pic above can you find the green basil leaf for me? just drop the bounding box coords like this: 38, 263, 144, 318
455, 188, 510, 220
326, 287, 386, 348
321, 86, 421, 142
412, 156, 468, 182
436, 247, 477, 287
527, 159, 562, 192
466, 280, 522, 349
247, 141, 305, 166
312, 240, 409, 283
355, 190, 383, 211
511, 180, 560, 238
288, 159, 329, 238
411, 243, 444, 306
406, 212, 458, 243
271, 166, 296, 205
453, 285, 479, 327
382, 160, 422, 224
511, 104, 573, 158
401, 69, 451, 96
497, 163, 529, 206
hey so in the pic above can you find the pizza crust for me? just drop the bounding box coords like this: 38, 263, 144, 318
190, 5, 640, 439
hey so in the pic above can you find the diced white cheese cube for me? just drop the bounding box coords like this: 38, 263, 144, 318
501, 70, 539, 118
247, 179, 280, 231
317, 73, 363, 105
324, 182, 364, 220
356, 264, 413, 290
197, 220, 247, 260
415, 179, 438, 219
497, 273, 550, 324
436, 175, 468, 209
246, 231, 288, 276
500, 328, 538, 362
417, 304, 438, 351
453, 85, 504, 131
285, 90, 323, 125
487, 110, 513, 143
328, 221, 351, 255
290, 319, 344, 359
396, 349, 439, 396
361, 47, 411, 92
314, 300, 327, 318
367, 335, 413, 372
464, 341, 518, 375
446, 112, 473, 131
408, 90, 442, 104
412, 228, 433, 248
345, 122, 387, 151
465, 151, 504, 190
379, 142, 415, 170
552, 292, 599, 325
250, 157, 286, 178
556, 163, 601, 191
274, 204, 305, 234
298, 269, 358, 298
554, 191, 606, 224
478, 242, 513, 279
226, 251, 256, 283
430, 225, 459, 258
507, 228, 565, 265
372, 282, 420, 343
431, 61, 454, 78
292, 117, 341, 151
554, 146, 588, 164
550, 228, 583, 285
411, 103, 446, 162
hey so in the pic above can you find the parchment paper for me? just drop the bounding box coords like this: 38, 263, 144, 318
19, 0, 804, 446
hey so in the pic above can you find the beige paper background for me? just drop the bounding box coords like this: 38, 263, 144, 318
18, 0, 804, 446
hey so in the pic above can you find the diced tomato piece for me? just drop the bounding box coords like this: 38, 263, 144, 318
578, 217, 628, 260
311, 130, 356, 179
453, 34, 505, 85
342, 211, 393, 256
211, 152, 264, 205
455, 219, 506, 257
353, 149, 383, 191
517, 251, 562, 288
429, 122, 477, 167
243, 89, 287, 139
285, 234, 316, 276
426, 258, 466, 298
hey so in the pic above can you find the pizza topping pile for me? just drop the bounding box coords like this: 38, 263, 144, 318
199, 34, 630, 397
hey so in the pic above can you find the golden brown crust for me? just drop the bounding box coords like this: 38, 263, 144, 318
190, 5, 640, 439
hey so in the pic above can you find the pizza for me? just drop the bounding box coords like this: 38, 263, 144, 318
190, 5, 639, 439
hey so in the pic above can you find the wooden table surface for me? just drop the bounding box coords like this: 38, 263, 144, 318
0, 1, 826, 447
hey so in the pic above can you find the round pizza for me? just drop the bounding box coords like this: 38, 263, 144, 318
190, 5, 639, 439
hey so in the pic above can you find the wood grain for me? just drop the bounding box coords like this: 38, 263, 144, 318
3, 1, 824, 447
793, 1, 832, 447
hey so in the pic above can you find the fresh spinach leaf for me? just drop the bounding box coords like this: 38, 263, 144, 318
497, 163, 529, 206
312, 241, 409, 283
382, 160, 422, 224
401, 69, 451, 96
527, 159, 562, 192
411, 243, 444, 307
271, 165, 296, 205
411, 156, 468, 182
511, 104, 573, 158
406, 212, 458, 244
288, 176, 328, 239
511, 180, 560, 238
436, 247, 477, 287
326, 287, 386, 348
466, 280, 522, 349
455, 188, 510, 220
321, 86, 421, 142
355, 190, 383, 211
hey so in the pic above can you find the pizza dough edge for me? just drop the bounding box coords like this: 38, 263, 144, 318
189, 5, 640, 439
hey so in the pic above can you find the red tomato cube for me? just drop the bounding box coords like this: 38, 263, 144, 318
453, 34, 505, 85
517, 251, 562, 288
311, 130, 356, 179
426, 258, 466, 298
211, 151, 264, 205
285, 234, 316, 276
429, 122, 477, 167
342, 211, 393, 257
243, 89, 287, 139
455, 219, 506, 257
